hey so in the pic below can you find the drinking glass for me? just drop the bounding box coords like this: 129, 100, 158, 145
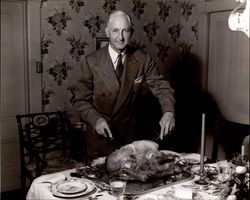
217, 161, 231, 182
109, 177, 127, 200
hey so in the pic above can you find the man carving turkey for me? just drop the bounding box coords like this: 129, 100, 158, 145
75, 10, 175, 161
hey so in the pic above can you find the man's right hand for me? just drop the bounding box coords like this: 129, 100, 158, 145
95, 117, 113, 138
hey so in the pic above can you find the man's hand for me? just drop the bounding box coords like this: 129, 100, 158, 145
159, 112, 175, 140
95, 117, 112, 138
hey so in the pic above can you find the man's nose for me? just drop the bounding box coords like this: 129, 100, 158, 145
118, 31, 124, 41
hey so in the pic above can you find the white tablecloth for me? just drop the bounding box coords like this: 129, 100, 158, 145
26, 166, 231, 200
26, 168, 118, 200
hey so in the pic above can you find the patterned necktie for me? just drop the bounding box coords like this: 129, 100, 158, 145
115, 53, 123, 80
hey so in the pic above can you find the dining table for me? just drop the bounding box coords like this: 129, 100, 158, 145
26, 152, 237, 200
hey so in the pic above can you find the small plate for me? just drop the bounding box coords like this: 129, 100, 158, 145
51, 178, 96, 198
56, 180, 87, 194
33, 114, 49, 127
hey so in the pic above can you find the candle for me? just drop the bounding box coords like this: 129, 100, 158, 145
200, 113, 205, 175
241, 145, 245, 156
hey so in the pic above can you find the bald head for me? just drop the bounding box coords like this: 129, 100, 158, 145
107, 10, 132, 28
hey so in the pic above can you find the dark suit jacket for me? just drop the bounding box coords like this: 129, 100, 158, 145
75, 45, 175, 159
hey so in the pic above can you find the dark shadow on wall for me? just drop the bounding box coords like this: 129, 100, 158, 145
157, 52, 222, 154
162, 52, 205, 153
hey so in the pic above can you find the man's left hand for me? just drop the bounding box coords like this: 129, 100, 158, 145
159, 112, 175, 140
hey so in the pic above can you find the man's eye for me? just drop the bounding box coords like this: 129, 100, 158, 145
112, 29, 118, 33
124, 29, 130, 33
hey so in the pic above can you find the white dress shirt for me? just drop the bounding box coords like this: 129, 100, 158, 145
108, 45, 125, 70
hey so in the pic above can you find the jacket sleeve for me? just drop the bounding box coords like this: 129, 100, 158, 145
75, 56, 101, 128
144, 54, 175, 114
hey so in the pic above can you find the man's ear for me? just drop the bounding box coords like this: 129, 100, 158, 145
105, 27, 110, 38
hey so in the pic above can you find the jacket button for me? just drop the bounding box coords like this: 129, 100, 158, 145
102, 93, 106, 98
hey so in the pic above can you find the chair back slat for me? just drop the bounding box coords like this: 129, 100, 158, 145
16, 111, 70, 189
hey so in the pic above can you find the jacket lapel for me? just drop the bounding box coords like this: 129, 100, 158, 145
95, 47, 120, 94
112, 53, 140, 117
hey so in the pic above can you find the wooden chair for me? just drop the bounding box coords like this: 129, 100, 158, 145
16, 111, 80, 190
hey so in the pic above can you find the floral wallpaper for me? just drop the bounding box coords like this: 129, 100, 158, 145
40, 0, 199, 120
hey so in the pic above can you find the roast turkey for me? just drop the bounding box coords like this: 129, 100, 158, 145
105, 140, 177, 182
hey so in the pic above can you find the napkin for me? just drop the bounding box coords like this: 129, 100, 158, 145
36, 173, 66, 184
27, 173, 66, 200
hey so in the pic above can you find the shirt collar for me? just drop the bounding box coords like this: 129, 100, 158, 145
108, 45, 125, 65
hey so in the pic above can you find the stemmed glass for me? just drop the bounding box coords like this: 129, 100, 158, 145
109, 177, 127, 200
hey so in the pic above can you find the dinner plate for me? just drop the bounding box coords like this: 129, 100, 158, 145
56, 180, 87, 194
51, 178, 96, 198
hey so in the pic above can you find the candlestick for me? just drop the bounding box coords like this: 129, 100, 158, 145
200, 113, 205, 175
241, 145, 245, 156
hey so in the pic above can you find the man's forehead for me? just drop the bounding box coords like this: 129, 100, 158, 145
109, 20, 130, 29
108, 14, 131, 28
